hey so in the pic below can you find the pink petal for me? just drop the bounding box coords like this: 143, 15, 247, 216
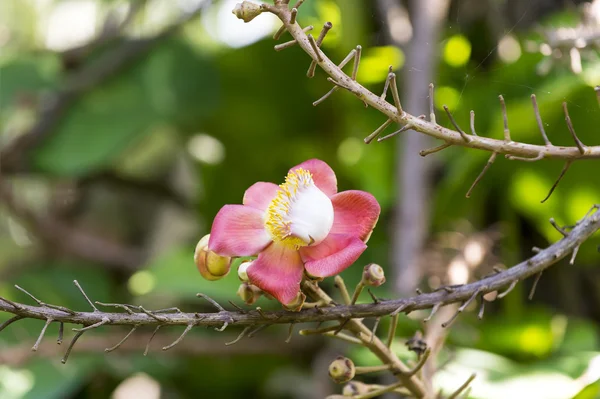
243, 182, 279, 211
290, 159, 337, 197
208, 205, 271, 257
247, 242, 304, 305
300, 234, 367, 278
330, 190, 381, 242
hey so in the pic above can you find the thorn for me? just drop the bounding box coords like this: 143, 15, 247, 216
429, 83, 436, 124
307, 22, 332, 78
57, 322, 64, 345
499, 95, 511, 141
562, 102, 586, 154
370, 317, 381, 344
478, 296, 485, 320
0, 315, 24, 333
144, 326, 161, 356
95, 301, 135, 314
32, 318, 53, 351
289, 7, 298, 24
443, 105, 471, 142
387, 314, 399, 348
105, 325, 138, 353
61, 330, 84, 364
469, 110, 478, 136
466, 152, 497, 198
312, 86, 338, 106
307, 34, 322, 62
419, 142, 451, 156
285, 323, 295, 343
549, 217, 568, 236
72, 317, 110, 332
441, 287, 486, 328
447, 373, 476, 399
531, 94, 552, 146
380, 66, 393, 100
273, 25, 287, 40
528, 272, 543, 300
197, 293, 226, 312
497, 280, 518, 299
364, 119, 394, 144
506, 152, 545, 162
424, 303, 441, 322
541, 161, 572, 203
400, 347, 431, 376
390, 301, 414, 316
351, 45, 362, 80
73, 280, 99, 312
225, 325, 252, 346
162, 324, 194, 351
14, 285, 76, 314
388, 72, 403, 113
247, 324, 269, 338
274, 25, 313, 51
570, 245, 580, 265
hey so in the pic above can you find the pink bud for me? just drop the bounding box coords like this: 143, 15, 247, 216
328, 356, 355, 384
362, 263, 386, 287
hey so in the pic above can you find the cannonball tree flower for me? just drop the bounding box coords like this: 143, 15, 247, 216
205, 159, 381, 308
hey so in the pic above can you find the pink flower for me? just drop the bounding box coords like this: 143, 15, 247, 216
207, 159, 381, 307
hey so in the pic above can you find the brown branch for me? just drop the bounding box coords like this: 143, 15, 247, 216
0, 207, 597, 331
243, 2, 600, 161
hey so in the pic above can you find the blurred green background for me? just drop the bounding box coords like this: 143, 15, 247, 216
1, 0, 600, 398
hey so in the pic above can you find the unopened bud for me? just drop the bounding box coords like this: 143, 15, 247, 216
283, 291, 306, 312
236, 282, 262, 305
342, 381, 369, 396
195, 234, 232, 281
238, 260, 253, 282
328, 356, 355, 384
232, 1, 264, 23
362, 263, 385, 287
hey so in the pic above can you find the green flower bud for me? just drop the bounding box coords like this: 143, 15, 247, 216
236, 282, 262, 305
328, 356, 355, 384
232, 1, 264, 23
195, 234, 232, 281
362, 263, 386, 287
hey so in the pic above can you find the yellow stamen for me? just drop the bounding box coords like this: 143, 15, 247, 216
265, 168, 313, 249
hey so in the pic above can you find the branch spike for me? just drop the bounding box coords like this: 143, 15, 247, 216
506, 152, 545, 162
528, 272, 543, 300
499, 95, 511, 141
162, 323, 194, 351
289, 7, 298, 24
144, 325, 161, 356
61, 330, 84, 364
466, 152, 497, 198
14, 285, 76, 314
0, 315, 23, 333
443, 105, 471, 142
531, 94, 552, 146
225, 325, 252, 346
307, 34, 322, 62
307, 22, 332, 77
72, 317, 110, 332
32, 318, 53, 351
423, 303, 441, 322
401, 347, 431, 376
380, 66, 393, 100
274, 25, 313, 51
429, 83, 436, 124
387, 314, 399, 348
447, 373, 476, 399
73, 280, 99, 312
388, 73, 403, 113
497, 280, 518, 299
442, 287, 486, 328
364, 119, 393, 144
469, 110, 478, 136
419, 142, 451, 156
562, 102, 586, 154
197, 293, 226, 312
57, 322, 64, 345
105, 325, 138, 352
541, 161, 572, 203
351, 45, 362, 80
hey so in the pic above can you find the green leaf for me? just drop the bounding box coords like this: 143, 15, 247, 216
32, 37, 218, 176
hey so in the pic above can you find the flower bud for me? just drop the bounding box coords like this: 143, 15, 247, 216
328, 356, 355, 384
342, 381, 369, 396
238, 260, 253, 282
362, 263, 386, 287
195, 234, 232, 281
236, 282, 262, 305
283, 291, 306, 312
232, 1, 264, 23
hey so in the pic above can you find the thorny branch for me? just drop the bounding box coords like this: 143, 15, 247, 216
1, 206, 598, 359
238, 1, 600, 202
